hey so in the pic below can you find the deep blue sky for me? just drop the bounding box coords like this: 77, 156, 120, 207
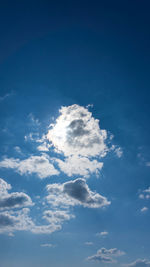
0, 1, 150, 267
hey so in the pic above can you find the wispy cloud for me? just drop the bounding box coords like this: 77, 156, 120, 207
28, 113, 40, 127
123, 258, 150, 266
0, 91, 14, 102
115, 147, 123, 158
41, 243, 56, 248
85, 242, 93, 246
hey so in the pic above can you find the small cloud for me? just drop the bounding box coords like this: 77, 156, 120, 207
144, 187, 150, 193
109, 134, 114, 140
37, 142, 49, 152
115, 147, 123, 158
8, 232, 14, 237
41, 243, 55, 248
86, 247, 125, 263
43, 210, 75, 225
141, 207, 148, 212
14, 146, 23, 155
123, 258, 150, 266
0, 91, 14, 102
24, 133, 39, 142
86, 104, 93, 109
146, 162, 150, 167
85, 242, 93, 246
138, 187, 150, 200
0, 178, 33, 210
96, 231, 109, 237
28, 113, 40, 126
139, 194, 145, 199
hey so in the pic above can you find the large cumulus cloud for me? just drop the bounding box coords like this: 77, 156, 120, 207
47, 104, 108, 157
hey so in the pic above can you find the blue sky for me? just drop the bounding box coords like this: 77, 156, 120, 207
0, 1, 150, 266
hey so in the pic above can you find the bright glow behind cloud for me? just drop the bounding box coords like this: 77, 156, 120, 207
47, 104, 108, 157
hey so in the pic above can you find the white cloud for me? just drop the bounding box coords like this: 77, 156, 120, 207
0, 208, 61, 235
47, 104, 108, 157
41, 243, 55, 248
0, 180, 72, 236
139, 194, 145, 199
28, 113, 40, 126
0, 178, 11, 196
139, 187, 150, 200
123, 259, 150, 267
0, 91, 14, 102
14, 146, 23, 155
54, 155, 103, 178
0, 178, 33, 210
24, 132, 39, 142
141, 207, 148, 212
43, 210, 75, 225
115, 147, 123, 158
86, 247, 125, 263
37, 142, 49, 152
0, 208, 33, 234
46, 178, 110, 209
96, 231, 108, 237
85, 242, 93, 246
144, 187, 150, 193
0, 154, 59, 179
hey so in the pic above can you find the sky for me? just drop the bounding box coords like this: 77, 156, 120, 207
0, 1, 150, 266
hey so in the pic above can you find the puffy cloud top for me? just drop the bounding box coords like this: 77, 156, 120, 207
0, 178, 33, 210
46, 178, 110, 208
47, 105, 108, 157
